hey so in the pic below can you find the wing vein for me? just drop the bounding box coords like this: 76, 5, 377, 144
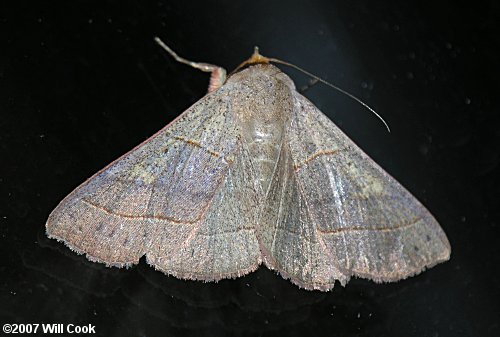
81, 198, 198, 224
294, 149, 343, 171
318, 217, 422, 234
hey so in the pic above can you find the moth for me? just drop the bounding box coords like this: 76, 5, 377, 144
46, 38, 451, 291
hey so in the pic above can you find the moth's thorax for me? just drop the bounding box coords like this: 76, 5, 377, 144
227, 64, 295, 194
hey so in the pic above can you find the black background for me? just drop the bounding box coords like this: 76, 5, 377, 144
1, 0, 499, 336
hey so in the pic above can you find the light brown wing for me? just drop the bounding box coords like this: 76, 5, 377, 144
259, 93, 450, 290
46, 89, 261, 281
257, 137, 349, 290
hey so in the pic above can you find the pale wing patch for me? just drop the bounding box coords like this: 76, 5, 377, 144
146, 142, 261, 280
46, 89, 261, 279
257, 135, 348, 291
288, 94, 450, 282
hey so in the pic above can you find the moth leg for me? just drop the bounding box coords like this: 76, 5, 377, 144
154, 37, 227, 92
298, 78, 319, 94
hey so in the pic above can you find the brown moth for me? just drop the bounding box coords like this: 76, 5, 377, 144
46, 39, 451, 291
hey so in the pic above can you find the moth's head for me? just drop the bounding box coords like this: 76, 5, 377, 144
231, 47, 271, 75
216, 47, 279, 93
246, 47, 270, 66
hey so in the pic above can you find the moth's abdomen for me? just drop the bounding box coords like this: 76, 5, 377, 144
244, 119, 285, 194
228, 66, 295, 195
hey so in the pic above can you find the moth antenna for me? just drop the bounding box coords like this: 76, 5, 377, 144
154, 37, 227, 92
268, 57, 391, 133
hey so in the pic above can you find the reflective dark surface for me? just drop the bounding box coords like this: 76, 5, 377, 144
1, 1, 499, 336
